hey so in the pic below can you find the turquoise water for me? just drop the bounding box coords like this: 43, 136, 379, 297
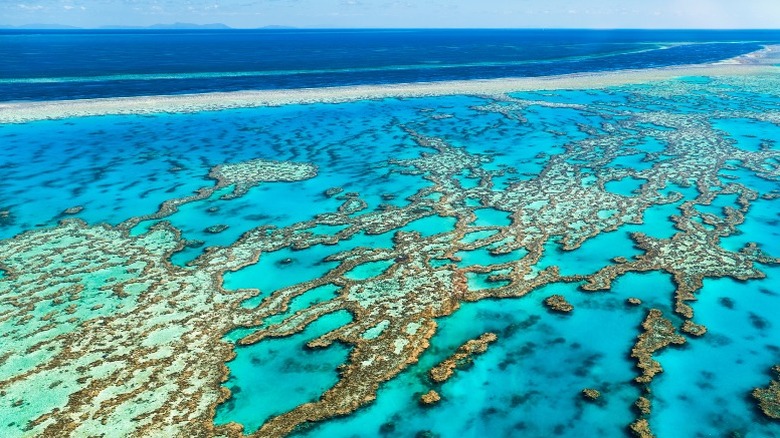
471, 208, 512, 227
713, 118, 780, 152
215, 310, 353, 433
230, 231, 395, 309
2, 72, 780, 437
721, 198, 780, 257
536, 200, 682, 277
344, 259, 394, 280
605, 176, 647, 196
651, 266, 780, 438
300, 278, 670, 437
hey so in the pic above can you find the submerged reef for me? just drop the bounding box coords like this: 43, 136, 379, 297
209, 158, 318, 199
629, 418, 654, 438
2, 72, 780, 436
429, 332, 498, 384
544, 294, 574, 313
753, 366, 780, 420
631, 309, 686, 384
581, 388, 601, 401
0, 220, 247, 436
420, 390, 442, 406
628, 309, 685, 437
681, 320, 708, 337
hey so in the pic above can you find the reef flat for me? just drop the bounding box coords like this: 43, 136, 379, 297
2, 62, 780, 437
754, 366, 780, 420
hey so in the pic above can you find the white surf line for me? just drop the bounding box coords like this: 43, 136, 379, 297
0, 46, 777, 124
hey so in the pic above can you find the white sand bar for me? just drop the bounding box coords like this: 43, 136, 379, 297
1, 45, 778, 124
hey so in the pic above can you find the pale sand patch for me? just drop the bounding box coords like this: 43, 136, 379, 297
1, 45, 778, 124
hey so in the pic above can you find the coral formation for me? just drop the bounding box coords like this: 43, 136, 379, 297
62, 206, 84, 215
634, 397, 651, 415
681, 320, 708, 337
209, 158, 318, 199
205, 224, 229, 234
753, 366, 780, 420
0, 220, 252, 436
629, 418, 655, 438
544, 294, 574, 313
581, 388, 601, 401
631, 309, 686, 384
2, 71, 780, 436
420, 390, 442, 405
429, 333, 498, 384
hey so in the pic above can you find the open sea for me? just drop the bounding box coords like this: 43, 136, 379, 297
1, 29, 779, 100
1, 30, 780, 437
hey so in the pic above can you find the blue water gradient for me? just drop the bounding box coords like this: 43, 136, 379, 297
1, 29, 779, 100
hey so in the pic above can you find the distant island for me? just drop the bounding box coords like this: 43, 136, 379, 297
0, 23, 81, 29
101, 22, 232, 30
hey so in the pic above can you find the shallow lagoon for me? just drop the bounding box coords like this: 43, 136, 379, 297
1, 74, 780, 437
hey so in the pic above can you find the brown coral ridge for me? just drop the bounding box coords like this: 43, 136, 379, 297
753, 365, 780, 420
631, 309, 686, 384
628, 398, 653, 438
625, 309, 686, 438
681, 320, 708, 337
429, 333, 498, 384
581, 388, 601, 401
634, 397, 651, 415
629, 418, 655, 438
420, 390, 441, 405
544, 294, 574, 313
627, 297, 642, 306
574, 104, 780, 320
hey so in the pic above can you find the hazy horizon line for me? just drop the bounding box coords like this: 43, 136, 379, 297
3, 24, 780, 31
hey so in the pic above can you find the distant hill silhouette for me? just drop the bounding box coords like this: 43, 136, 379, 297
0, 23, 301, 30
103, 22, 232, 29
0, 22, 233, 30
0, 23, 80, 29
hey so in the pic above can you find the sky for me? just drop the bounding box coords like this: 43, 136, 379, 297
2, 0, 780, 28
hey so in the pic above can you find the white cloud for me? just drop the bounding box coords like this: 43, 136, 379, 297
16, 3, 46, 10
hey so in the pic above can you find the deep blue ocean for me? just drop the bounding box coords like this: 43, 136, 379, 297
1, 29, 780, 100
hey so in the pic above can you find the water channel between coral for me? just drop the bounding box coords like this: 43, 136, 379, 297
1, 73, 780, 437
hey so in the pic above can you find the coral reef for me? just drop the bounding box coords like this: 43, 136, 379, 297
581, 388, 601, 401
634, 397, 651, 415
62, 206, 84, 215
0, 220, 253, 436
631, 309, 686, 384
681, 320, 708, 337
429, 333, 498, 384
544, 295, 574, 313
209, 158, 318, 199
753, 366, 780, 420
2, 72, 780, 436
626, 309, 685, 438
420, 390, 442, 405
205, 224, 229, 234
629, 419, 655, 438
